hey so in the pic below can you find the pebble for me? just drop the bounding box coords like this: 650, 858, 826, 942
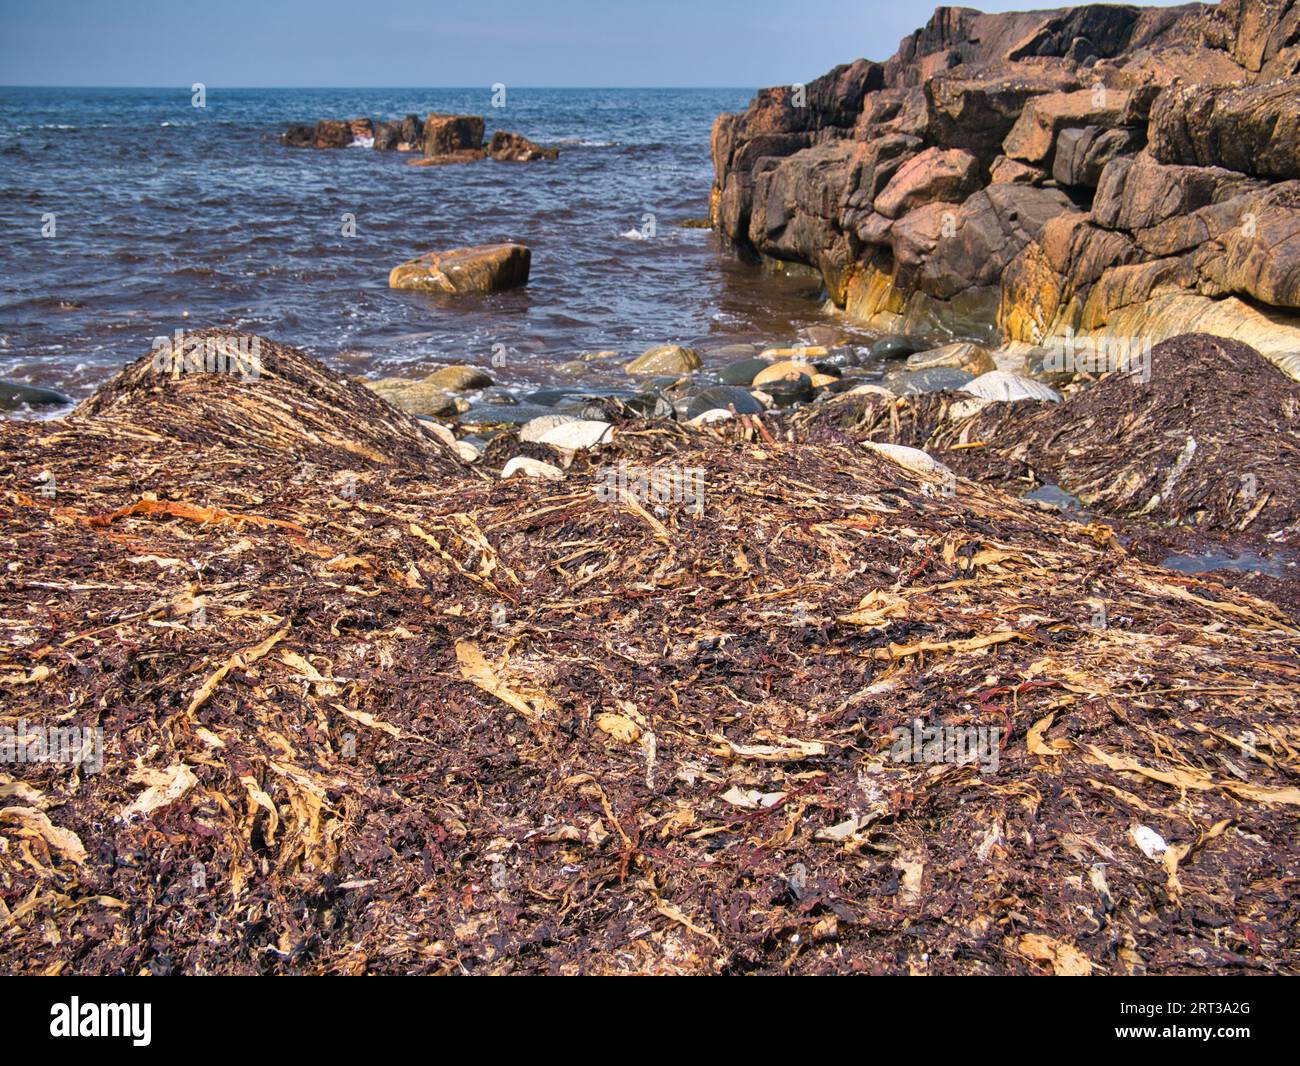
502, 456, 565, 481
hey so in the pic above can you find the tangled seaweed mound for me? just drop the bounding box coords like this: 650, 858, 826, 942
799, 333, 1300, 540
2, 331, 1298, 974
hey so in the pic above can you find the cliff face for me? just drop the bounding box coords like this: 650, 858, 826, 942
711, 1, 1300, 374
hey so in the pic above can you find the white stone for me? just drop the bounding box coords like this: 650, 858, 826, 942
961, 370, 1061, 403
687, 408, 734, 426
501, 456, 565, 481
537, 419, 614, 451
862, 440, 954, 478
947, 396, 991, 420
519, 414, 577, 443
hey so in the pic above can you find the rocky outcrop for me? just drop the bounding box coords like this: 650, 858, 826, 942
488, 131, 560, 162
282, 111, 557, 164
712, 1, 1300, 380
421, 114, 485, 160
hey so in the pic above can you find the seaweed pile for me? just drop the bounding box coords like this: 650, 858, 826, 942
2, 331, 1297, 974
798, 334, 1300, 614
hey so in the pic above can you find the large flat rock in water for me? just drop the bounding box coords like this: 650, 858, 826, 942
388, 242, 531, 295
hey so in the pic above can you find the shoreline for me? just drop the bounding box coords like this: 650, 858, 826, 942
3, 0, 1300, 978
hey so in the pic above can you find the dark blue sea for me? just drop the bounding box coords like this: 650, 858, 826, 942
0, 86, 860, 400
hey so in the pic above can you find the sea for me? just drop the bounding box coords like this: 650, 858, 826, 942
0, 86, 875, 403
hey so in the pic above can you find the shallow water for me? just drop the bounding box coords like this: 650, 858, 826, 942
0, 86, 881, 401
1159, 549, 1293, 579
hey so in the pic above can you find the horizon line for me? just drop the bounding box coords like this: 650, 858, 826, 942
0, 84, 762, 91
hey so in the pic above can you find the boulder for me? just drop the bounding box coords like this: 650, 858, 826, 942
423, 114, 485, 158
870, 335, 926, 359
537, 419, 614, 451
425, 365, 493, 391
754, 375, 813, 406
904, 342, 996, 375
875, 147, 981, 219
0, 379, 73, 411
862, 440, 954, 479
388, 243, 531, 295
685, 386, 764, 420
687, 409, 735, 425
882, 366, 974, 394
365, 378, 459, 417
519, 414, 577, 443
625, 345, 701, 376
961, 370, 1061, 402
753, 359, 819, 387
488, 131, 558, 162
718, 356, 773, 386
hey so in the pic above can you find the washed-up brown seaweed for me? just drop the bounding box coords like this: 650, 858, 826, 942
1, 330, 1297, 975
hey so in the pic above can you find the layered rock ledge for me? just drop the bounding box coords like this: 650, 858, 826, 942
711, 0, 1300, 378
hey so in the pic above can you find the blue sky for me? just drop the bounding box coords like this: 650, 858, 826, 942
0, 0, 1191, 87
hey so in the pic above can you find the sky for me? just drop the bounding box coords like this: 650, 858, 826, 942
0, 0, 1192, 88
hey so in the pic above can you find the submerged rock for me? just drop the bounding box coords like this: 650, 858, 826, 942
389, 243, 531, 295
426, 365, 493, 391
365, 378, 459, 417
488, 131, 559, 162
